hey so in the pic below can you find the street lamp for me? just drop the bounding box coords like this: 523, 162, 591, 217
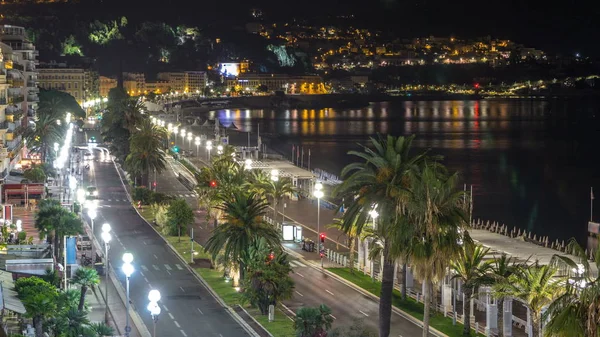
53, 142, 59, 158
187, 133, 193, 150
88, 206, 97, 265
77, 188, 86, 207
217, 145, 223, 155
122, 253, 134, 337
270, 169, 280, 221
101, 223, 112, 324
368, 206, 379, 280
195, 138, 201, 157
147, 290, 161, 337
180, 129, 186, 143
313, 182, 324, 265
206, 141, 212, 161
244, 159, 253, 170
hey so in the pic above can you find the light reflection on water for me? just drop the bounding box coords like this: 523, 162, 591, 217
200, 99, 600, 246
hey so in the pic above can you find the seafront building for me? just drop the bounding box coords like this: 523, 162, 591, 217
225, 73, 326, 94
37, 62, 99, 104
122, 71, 208, 96
0, 25, 39, 180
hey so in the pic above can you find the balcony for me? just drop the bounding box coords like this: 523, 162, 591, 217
0, 97, 6, 105
27, 94, 39, 102
8, 96, 24, 105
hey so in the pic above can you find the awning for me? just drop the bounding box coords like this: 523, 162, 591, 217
0, 271, 27, 314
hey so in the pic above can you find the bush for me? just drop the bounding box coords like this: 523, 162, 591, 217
133, 187, 173, 205
18, 231, 27, 243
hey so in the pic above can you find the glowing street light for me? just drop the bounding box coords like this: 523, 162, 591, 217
314, 182, 324, 266
217, 145, 223, 155
122, 253, 134, 337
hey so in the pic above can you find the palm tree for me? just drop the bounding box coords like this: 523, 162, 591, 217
126, 119, 167, 186
204, 191, 281, 283
450, 235, 494, 335
25, 108, 65, 162
72, 267, 100, 312
335, 135, 432, 337
35, 204, 83, 260
62, 308, 91, 337
294, 304, 334, 337
493, 263, 564, 337
262, 177, 296, 222
122, 98, 145, 133
328, 215, 363, 274
89, 322, 115, 336
22, 292, 58, 337
490, 254, 526, 337
544, 239, 600, 337
406, 164, 466, 337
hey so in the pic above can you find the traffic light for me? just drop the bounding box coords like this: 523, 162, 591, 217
474, 83, 480, 89
152, 181, 157, 187
269, 252, 274, 261
209, 180, 217, 188
320, 233, 325, 243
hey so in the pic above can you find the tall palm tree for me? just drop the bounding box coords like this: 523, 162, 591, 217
493, 263, 564, 337
72, 267, 100, 312
328, 215, 364, 274
262, 177, 296, 222
450, 235, 494, 335
122, 98, 145, 133
22, 292, 58, 337
126, 119, 167, 186
204, 191, 282, 282
490, 254, 526, 337
406, 163, 466, 337
335, 135, 431, 337
544, 239, 600, 337
25, 108, 65, 162
35, 204, 83, 260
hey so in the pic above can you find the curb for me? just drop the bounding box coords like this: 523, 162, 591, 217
283, 247, 449, 337
112, 159, 262, 337
236, 305, 275, 337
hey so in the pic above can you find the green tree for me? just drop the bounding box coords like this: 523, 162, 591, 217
101, 88, 132, 163
89, 322, 115, 336
494, 264, 564, 337
15, 277, 59, 337
35, 204, 83, 260
450, 235, 494, 335
407, 164, 466, 337
262, 177, 296, 222
204, 191, 281, 281
544, 239, 600, 337
125, 119, 167, 186
72, 267, 100, 312
294, 304, 334, 337
24, 104, 65, 163
166, 198, 194, 241
241, 239, 294, 315
490, 254, 526, 337
24, 166, 46, 183
334, 135, 431, 337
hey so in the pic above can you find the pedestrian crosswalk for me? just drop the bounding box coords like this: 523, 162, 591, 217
176, 193, 197, 198
140, 264, 185, 272
289, 260, 307, 268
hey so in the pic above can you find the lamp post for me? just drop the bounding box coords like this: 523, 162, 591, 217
180, 129, 186, 145
244, 159, 252, 170
206, 141, 212, 161
195, 137, 200, 157
88, 206, 97, 265
53, 142, 59, 159
101, 223, 112, 324
122, 252, 134, 337
187, 133, 193, 151
217, 145, 223, 155
56, 161, 64, 202
147, 290, 161, 337
313, 182, 324, 262
368, 207, 379, 281
270, 169, 279, 222
172, 126, 178, 146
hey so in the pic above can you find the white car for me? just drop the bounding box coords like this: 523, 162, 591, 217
86, 186, 98, 199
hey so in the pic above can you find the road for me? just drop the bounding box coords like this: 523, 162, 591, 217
152, 150, 432, 336
80, 134, 252, 337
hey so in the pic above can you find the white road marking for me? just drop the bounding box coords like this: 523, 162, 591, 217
166, 270, 171, 275
197, 308, 203, 315
295, 291, 304, 297
181, 330, 188, 337
141, 265, 149, 271
168, 313, 174, 320
180, 286, 185, 292
325, 290, 334, 296
153, 265, 160, 271
175, 264, 184, 270
144, 277, 149, 283
143, 241, 147, 245
174, 321, 180, 328
164, 264, 172, 270
330, 314, 337, 320
153, 254, 158, 259
359, 310, 369, 317
163, 305, 169, 312
296, 272, 305, 278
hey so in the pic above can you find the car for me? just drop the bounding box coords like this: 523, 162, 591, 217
77, 235, 91, 250
89, 136, 96, 143
83, 152, 94, 161
86, 186, 98, 199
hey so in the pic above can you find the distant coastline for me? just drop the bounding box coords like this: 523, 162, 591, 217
176, 91, 600, 114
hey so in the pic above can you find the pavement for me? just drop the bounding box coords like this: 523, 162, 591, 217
79, 129, 255, 337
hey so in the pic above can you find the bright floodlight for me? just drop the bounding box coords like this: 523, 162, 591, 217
102, 223, 111, 233
206, 140, 212, 147
271, 169, 279, 177
88, 209, 97, 220
122, 252, 134, 264
195, 136, 200, 141
147, 302, 161, 316
148, 290, 161, 302
187, 133, 193, 140
245, 159, 252, 166
101, 231, 112, 243
77, 189, 86, 203
195, 139, 200, 145
173, 126, 178, 134
217, 145, 223, 151
122, 263, 134, 277
180, 129, 186, 136
315, 182, 323, 191
314, 190, 324, 199
53, 142, 59, 151
369, 209, 379, 219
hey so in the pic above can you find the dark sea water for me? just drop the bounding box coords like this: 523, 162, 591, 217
199, 99, 600, 245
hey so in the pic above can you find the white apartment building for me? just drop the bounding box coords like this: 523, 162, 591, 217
0, 25, 39, 180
